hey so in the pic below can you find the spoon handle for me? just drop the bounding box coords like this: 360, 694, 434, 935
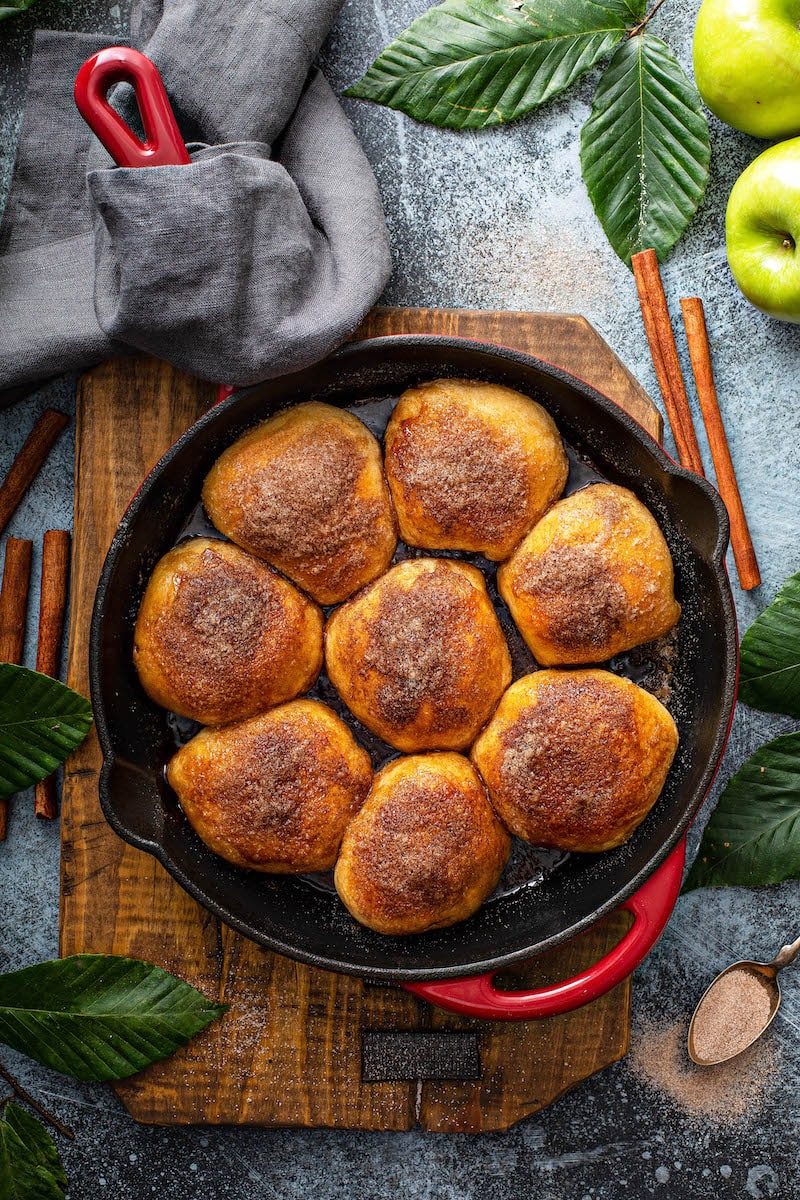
771, 936, 800, 970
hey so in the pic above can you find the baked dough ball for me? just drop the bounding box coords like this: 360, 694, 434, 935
325, 558, 512, 753
334, 753, 511, 935
133, 537, 322, 725
384, 378, 568, 560
167, 699, 372, 873
498, 483, 680, 665
471, 670, 678, 852
202, 402, 397, 605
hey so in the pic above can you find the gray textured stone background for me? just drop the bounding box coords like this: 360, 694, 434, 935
0, 1, 798, 1197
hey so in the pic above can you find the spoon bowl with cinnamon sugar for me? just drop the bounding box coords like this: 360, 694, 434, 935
688, 935, 800, 1066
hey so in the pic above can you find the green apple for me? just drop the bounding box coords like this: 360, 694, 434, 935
694, 0, 800, 139
726, 137, 800, 320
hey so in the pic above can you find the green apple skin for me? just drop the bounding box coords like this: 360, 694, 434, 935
694, 0, 800, 138
726, 137, 800, 320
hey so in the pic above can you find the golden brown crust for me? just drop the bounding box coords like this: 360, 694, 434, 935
325, 558, 512, 753
202, 401, 397, 605
167, 699, 373, 873
133, 538, 323, 725
384, 378, 568, 561
471, 669, 678, 852
498, 483, 681, 665
334, 753, 511, 935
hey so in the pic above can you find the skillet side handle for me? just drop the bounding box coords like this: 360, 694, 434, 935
403, 838, 685, 1021
75, 46, 191, 168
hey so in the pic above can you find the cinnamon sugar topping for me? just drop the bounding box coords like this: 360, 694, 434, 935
391, 413, 529, 541
355, 777, 486, 914
522, 543, 628, 650
154, 547, 280, 676
183, 713, 369, 869
498, 674, 634, 816
231, 425, 381, 585
359, 568, 476, 730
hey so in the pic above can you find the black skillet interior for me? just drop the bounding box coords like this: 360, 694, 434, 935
91, 337, 738, 982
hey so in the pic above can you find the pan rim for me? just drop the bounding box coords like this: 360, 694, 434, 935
89, 335, 738, 981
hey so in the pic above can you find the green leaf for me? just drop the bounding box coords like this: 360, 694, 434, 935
739, 571, 800, 718
4, 1107, 65, 1191
580, 33, 710, 266
0, 956, 227, 1081
684, 733, 800, 891
345, 0, 645, 130
0, 665, 93, 800
0, 1104, 65, 1200
0, 0, 37, 22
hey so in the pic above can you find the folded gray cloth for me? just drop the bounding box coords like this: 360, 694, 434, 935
0, 1, 391, 397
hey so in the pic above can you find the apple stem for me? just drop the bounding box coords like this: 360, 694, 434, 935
627, 0, 669, 38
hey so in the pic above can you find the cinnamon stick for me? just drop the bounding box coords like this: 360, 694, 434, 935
34, 531, 71, 820
0, 409, 69, 537
0, 537, 32, 664
680, 298, 761, 591
0, 537, 33, 840
631, 250, 705, 475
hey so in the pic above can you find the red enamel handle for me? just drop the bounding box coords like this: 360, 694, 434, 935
74, 46, 190, 168
403, 837, 685, 1021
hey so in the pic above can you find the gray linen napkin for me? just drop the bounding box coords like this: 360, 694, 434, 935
0, 0, 391, 396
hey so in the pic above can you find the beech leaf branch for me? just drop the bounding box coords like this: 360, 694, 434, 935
685, 574, 800, 891
0, 956, 227, 1197
346, 0, 709, 264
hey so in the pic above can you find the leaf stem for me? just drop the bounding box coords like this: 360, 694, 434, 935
627, 0, 669, 38
0, 1063, 75, 1139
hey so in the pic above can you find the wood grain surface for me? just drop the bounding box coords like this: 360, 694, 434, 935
61, 309, 659, 1131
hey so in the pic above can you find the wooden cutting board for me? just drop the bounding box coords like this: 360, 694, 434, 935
61, 308, 661, 1132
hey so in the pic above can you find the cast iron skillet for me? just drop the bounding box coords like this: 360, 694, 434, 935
90, 336, 738, 1000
